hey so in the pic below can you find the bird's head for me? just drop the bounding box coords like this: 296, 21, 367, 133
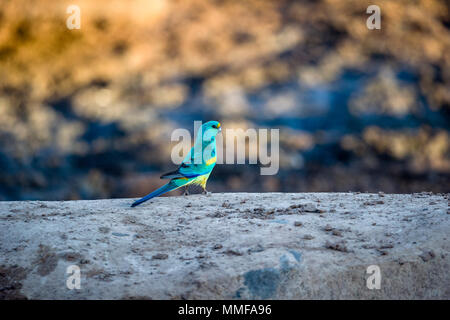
200, 121, 221, 141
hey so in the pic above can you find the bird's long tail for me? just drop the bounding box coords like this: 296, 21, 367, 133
131, 182, 180, 207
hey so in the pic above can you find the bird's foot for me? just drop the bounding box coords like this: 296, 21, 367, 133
202, 189, 211, 196
183, 187, 189, 196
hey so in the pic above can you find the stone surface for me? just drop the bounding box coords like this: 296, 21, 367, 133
0, 192, 449, 300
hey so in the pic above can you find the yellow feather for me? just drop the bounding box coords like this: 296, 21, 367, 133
190, 173, 210, 188
206, 156, 216, 166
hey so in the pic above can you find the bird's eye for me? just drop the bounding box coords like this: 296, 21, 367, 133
212, 125, 217, 129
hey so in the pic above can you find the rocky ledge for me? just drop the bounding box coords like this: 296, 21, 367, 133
0, 192, 449, 299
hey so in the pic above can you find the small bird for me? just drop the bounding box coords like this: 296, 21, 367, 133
131, 121, 221, 207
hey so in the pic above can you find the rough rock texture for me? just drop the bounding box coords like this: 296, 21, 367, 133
0, 192, 449, 300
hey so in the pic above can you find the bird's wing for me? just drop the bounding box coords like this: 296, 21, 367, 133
160, 162, 211, 179
161, 140, 216, 179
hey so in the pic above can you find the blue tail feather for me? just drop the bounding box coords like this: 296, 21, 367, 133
131, 183, 177, 207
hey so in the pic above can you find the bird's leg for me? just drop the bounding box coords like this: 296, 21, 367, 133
183, 186, 189, 196
202, 187, 211, 196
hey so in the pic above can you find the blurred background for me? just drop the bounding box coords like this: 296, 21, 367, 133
0, 0, 449, 201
